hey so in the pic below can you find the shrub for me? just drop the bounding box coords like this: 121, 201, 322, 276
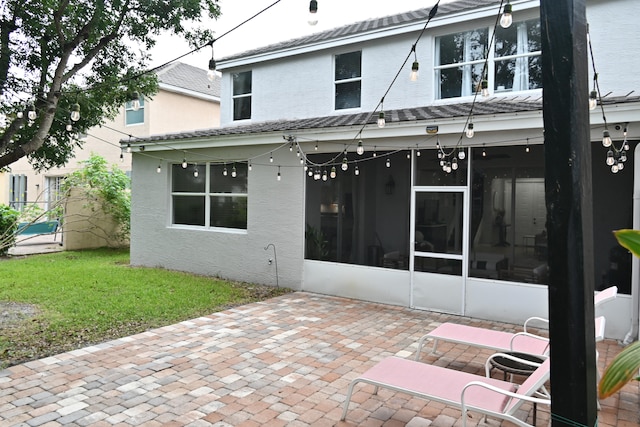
0, 204, 19, 255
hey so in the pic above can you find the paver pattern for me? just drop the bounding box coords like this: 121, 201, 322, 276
0, 292, 637, 426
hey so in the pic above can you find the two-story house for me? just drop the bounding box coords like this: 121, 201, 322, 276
1, 62, 220, 216
126, 0, 640, 340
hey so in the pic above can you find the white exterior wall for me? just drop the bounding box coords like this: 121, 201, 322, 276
130, 146, 305, 289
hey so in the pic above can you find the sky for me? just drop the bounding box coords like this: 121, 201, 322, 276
149, 0, 446, 69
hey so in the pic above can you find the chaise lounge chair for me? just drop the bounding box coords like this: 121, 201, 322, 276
415, 286, 616, 360
341, 355, 550, 427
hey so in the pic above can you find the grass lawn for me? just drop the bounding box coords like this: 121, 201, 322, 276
0, 248, 291, 368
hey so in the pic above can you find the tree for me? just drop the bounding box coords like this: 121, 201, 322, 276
0, 0, 220, 170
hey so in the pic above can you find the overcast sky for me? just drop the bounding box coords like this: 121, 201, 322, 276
149, 0, 445, 69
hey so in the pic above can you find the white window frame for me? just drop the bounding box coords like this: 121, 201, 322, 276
232, 71, 252, 121
124, 97, 144, 126
334, 50, 362, 111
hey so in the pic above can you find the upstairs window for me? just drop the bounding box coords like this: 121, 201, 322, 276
125, 96, 144, 125
335, 51, 361, 110
232, 71, 252, 121
435, 19, 541, 99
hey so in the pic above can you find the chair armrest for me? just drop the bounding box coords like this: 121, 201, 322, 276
484, 352, 545, 377
461, 380, 551, 411
523, 316, 549, 333
510, 332, 550, 354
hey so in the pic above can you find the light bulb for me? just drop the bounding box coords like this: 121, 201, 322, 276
130, 92, 141, 111
416, 149, 421, 157
458, 150, 466, 160
66, 121, 73, 131
182, 159, 187, 168
410, 61, 419, 81
452, 159, 459, 170
357, 139, 364, 155
308, 0, 318, 25
612, 164, 620, 173
386, 158, 390, 168
589, 90, 598, 110
232, 165, 237, 177
407, 151, 411, 159
466, 123, 474, 138
621, 151, 627, 162
308, 169, 313, 177
223, 166, 228, 176
207, 58, 217, 82
606, 150, 615, 166
157, 164, 162, 173
377, 111, 386, 128
618, 162, 625, 171
355, 166, 359, 176
500, 2, 513, 28
249, 161, 252, 171
28, 105, 36, 120
314, 169, 321, 180
120, 152, 124, 162
70, 103, 80, 121
481, 80, 489, 97
602, 130, 612, 147
322, 170, 328, 181
330, 166, 336, 179
16, 110, 23, 119
194, 167, 199, 178
482, 147, 487, 157
269, 153, 273, 162
373, 148, 377, 157
341, 157, 348, 171
126, 143, 131, 153
277, 167, 281, 181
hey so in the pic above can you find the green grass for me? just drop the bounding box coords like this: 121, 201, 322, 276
0, 248, 291, 368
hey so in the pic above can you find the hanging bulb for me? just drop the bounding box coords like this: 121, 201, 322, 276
481, 80, 489, 97
193, 166, 199, 178
126, 142, 132, 153
589, 90, 598, 110
357, 139, 364, 155
308, 168, 313, 177
466, 122, 474, 138
373, 147, 377, 157
289, 142, 294, 152
386, 158, 391, 168
70, 103, 81, 121
65, 120, 73, 132
416, 149, 421, 157
296, 148, 301, 157
232, 164, 237, 178
314, 142, 318, 151
322, 169, 328, 181
606, 150, 615, 166
500, 1, 513, 28
410, 61, 419, 82
16, 109, 23, 119
314, 169, 321, 180
248, 161, 252, 171
602, 130, 612, 147
407, 151, 411, 160
300, 157, 305, 165
182, 158, 188, 168
482, 145, 487, 157
377, 111, 386, 128
308, 0, 318, 25
207, 41, 217, 82
130, 92, 141, 111
277, 166, 282, 181
355, 165, 360, 176
341, 157, 348, 171
525, 144, 530, 153
223, 165, 228, 176
330, 166, 337, 179
270, 152, 274, 162
458, 150, 466, 160
451, 158, 459, 170
157, 163, 162, 173
120, 151, 124, 162
446, 162, 452, 173
28, 104, 37, 120
612, 164, 620, 173
621, 151, 627, 162
618, 162, 625, 171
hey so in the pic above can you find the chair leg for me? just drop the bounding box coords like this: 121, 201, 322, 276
341, 380, 359, 421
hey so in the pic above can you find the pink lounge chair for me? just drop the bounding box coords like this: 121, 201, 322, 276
341, 356, 551, 427
414, 285, 616, 359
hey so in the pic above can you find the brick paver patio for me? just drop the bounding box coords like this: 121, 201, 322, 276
0, 292, 638, 426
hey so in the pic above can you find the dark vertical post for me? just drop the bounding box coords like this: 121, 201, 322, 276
540, 0, 597, 425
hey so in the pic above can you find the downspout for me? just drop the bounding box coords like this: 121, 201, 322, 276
622, 143, 640, 344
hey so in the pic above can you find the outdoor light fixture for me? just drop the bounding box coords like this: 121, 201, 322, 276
355, 165, 360, 176
330, 166, 337, 179
341, 156, 348, 171
356, 139, 364, 155
130, 91, 141, 111
156, 163, 162, 173
458, 149, 466, 160
377, 111, 386, 128
66, 120, 73, 132
500, 1, 513, 28
322, 169, 328, 181
193, 165, 199, 178
223, 165, 228, 176
232, 164, 237, 178
481, 79, 489, 97
27, 103, 37, 120
589, 90, 598, 110
602, 129, 612, 147
207, 41, 216, 82
277, 166, 281, 181
410, 45, 419, 81
182, 155, 187, 168
70, 103, 81, 121
466, 122, 475, 138
308, 0, 318, 25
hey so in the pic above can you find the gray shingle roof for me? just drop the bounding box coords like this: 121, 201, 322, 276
219, 0, 503, 63
156, 62, 220, 98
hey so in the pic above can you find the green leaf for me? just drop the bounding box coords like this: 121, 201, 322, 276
599, 340, 640, 399
613, 229, 640, 258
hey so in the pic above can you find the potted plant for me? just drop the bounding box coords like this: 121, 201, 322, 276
599, 229, 640, 399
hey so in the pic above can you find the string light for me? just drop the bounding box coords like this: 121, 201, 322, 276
308, 0, 318, 25
386, 158, 391, 168
466, 122, 474, 138
482, 144, 487, 157
373, 146, 377, 157
156, 163, 162, 173
602, 130, 612, 147
500, 0, 513, 28
120, 150, 124, 162
270, 152, 274, 162
65, 120, 73, 132
341, 156, 348, 171
377, 98, 386, 128
322, 169, 328, 181
355, 165, 360, 176
248, 160, 252, 171
223, 164, 228, 176
277, 165, 282, 181
70, 103, 81, 121
130, 91, 141, 111
207, 41, 217, 82
458, 149, 466, 160
193, 164, 199, 177
181, 154, 187, 168
481, 79, 489, 97
357, 138, 364, 155
232, 164, 237, 177
330, 166, 337, 179
27, 103, 37, 121
410, 45, 419, 81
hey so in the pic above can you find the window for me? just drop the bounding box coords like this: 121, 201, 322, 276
125, 96, 144, 125
305, 151, 410, 268
45, 176, 64, 213
435, 19, 541, 99
171, 163, 248, 229
232, 71, 252, 121
335, 51, 361, 110
9, 174, 27, 211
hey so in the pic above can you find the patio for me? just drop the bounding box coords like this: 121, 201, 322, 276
0, 292, 638, 426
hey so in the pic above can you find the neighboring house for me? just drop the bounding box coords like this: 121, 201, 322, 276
0, 62, 221, 215
127, 0, 640, 340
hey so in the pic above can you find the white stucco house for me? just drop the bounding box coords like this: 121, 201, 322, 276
126, 0, 640, 340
